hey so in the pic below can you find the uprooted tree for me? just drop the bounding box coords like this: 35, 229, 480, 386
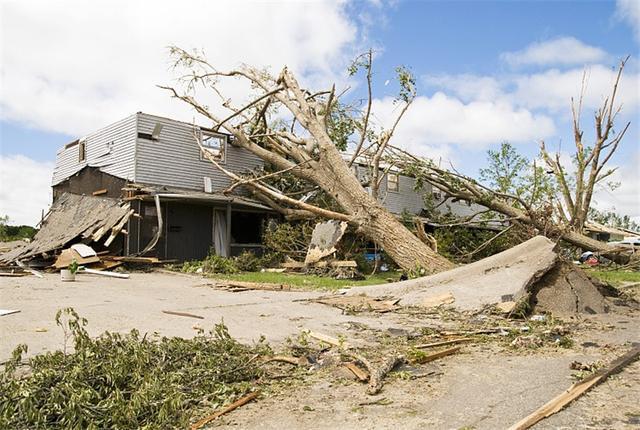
162, 48, 453, 273
392, 57, 631, 260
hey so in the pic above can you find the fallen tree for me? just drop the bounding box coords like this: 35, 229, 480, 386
162, 48, 452, 273
389, 57, 631, 261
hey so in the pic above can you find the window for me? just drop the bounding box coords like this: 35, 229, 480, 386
387, 173, 399, 192
78, 140, 86, 162
200, 132, 226, 162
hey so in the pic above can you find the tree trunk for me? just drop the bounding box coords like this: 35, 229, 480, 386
310, 149, 453, 273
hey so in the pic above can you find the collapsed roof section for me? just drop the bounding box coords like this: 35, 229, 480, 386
1, 193, 133, 263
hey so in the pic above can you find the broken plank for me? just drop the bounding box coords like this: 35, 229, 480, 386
414, 338, 473, 349
0, 309, 21, 317
508, 346, 640, 430
92, 189, 108, 196
190, 391, 259, 430
413, 346, 461, 364
345, 362, 369, 382
15, 260, 44, 278
307, 331, 351, 349
162, 310, 205, 319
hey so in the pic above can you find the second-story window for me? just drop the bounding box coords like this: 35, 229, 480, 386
387, 173, 399, 192
200, 132, 226, 162
78, 140, 86, 162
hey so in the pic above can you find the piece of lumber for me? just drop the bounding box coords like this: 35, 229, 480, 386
328, 260, 358, 268
54, 248, 100, 269
15, 260, 44, 278
367, 355, 405, 395
262, 355, 306, 366
162, 310, 205, 319
0, 309, 21, 317
508, 345, 640, 430
414, 338, 473, 349
92, 189, 108, 196
345, 362, 369, 382
213, 280, 292, 292
281, 261, 306, 269
78, 267, 129, 279
190, 391, 259, 430
107, 256, 160, 264
413, 346, 461, 364
104, 208, 134, 247
307, 331, 350, 349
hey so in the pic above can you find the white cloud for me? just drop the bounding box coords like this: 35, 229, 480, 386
0, 0, 358, 136
616, 0, 640, 42
371, 93, 556, 155
500, 37, 608, 67
592, 151, 640, 224
425, 64, 639, 116
0, 155, 53, 226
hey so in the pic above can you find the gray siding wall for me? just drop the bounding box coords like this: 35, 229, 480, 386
51, 114, 137, 185
134, 113, 264, 192
353, 165, 429, 215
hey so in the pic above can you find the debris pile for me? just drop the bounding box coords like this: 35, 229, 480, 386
0, 193, 166, 277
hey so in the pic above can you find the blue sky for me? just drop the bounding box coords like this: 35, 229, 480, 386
1, 0, 639, 225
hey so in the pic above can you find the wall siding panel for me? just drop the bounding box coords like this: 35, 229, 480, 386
134, 113, 264, 192
51, 114, 137, 185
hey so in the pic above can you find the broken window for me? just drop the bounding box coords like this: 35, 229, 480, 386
387, 173, 399, 192
200, 132, 226, 162
78, 140, 86, 162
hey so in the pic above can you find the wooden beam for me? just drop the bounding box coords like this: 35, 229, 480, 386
92, 189, 108, 196
509, 346, 640, 430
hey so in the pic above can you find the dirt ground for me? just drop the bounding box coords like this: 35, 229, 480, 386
1, 271, 639, 429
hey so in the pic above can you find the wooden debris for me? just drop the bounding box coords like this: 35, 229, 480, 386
307, 331, 350, 349
0, 309, 21, 317
54, 248, 100, 269
15, 260, 44, 278
105, 256, 161, 264
345, 362, 369, 382
1, 193, 132, 263
190, 391, 260, 430
509, 345, 640, 430
414, 338, 473, 349
311, 294, 400, 313
422, 292, 455, 308
209, 280, 292, 292
358, 397, 393, 406
367, 355, 405, 395
262, 355, 308, 366
92, 189, 108, 196
413, 346, 461, 364
162, 310, 205, 319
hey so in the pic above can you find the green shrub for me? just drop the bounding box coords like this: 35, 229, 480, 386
234, 251, 261, 272
180, 253, 239, 274
0, 308, 269, 429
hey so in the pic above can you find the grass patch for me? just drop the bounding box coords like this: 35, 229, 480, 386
585, 269, 640, 287
206, 270, 402, 290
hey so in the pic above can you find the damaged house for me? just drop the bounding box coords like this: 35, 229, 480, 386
4, 113, 275, 263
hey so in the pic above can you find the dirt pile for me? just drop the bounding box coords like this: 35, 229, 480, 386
530, 262, 609, 316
